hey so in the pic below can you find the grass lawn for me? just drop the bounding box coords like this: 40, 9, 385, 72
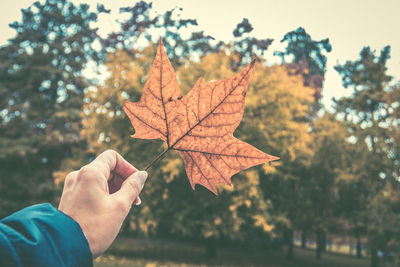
94, 237, 382, 267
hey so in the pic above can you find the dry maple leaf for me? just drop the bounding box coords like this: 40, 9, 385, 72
123, 40, 279, 195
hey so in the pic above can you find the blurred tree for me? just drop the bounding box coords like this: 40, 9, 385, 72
334, 46, 399, 267
307, 114, 349, 259
275, 27, 331, 111
230, 18, 273, 71
335, 144, 370, 259
0, 0, 104, 216
102, 1, 221, 67
264, 29, 332, 255
241, 61, 314, 259
386, 83, 400, 189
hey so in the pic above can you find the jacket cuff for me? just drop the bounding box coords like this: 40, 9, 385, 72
1, 203, 93, 267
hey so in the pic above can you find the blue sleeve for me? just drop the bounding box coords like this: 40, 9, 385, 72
0, 203, 93, 267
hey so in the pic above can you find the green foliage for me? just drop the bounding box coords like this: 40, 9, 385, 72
103, 1, 220, 67
0, 0, 102, 216
276, 27, 332, 76
275, 27, 332, 107
230, 18, 273, 70
334, 46, 400, 266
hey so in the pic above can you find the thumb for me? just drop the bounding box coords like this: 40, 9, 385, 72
112, 171, 147, 207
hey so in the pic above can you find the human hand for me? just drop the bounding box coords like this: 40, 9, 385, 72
58, 150, 147, 258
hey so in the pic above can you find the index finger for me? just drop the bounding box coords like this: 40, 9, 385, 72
87, 150, 137, 180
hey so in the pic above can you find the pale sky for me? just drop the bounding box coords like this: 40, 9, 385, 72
1, 0, 399, 109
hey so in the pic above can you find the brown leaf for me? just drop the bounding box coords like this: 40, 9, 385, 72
123, 40, 279, 195
123, 40, 181, 144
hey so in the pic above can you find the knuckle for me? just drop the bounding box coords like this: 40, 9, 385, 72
77, 166, 99, 181
64, 171, 77, 187
78, 165, 92, 177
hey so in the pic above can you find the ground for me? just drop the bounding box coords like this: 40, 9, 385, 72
94, 237, 377, 267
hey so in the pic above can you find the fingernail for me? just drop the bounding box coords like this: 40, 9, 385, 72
137, 171, 148, 186
135, 197, 142, 206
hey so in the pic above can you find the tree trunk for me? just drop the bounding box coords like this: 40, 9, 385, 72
349, 237, 354, 256
316, 230, 323, 259
321, 232, 327, 252
356, 235, 362, 258
370, 245, 378, 267
287, 229, 294, 259
301, 230, 307, 249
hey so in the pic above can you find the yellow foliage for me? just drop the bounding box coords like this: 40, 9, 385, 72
53, 171, 68, 187
214, 217, 222, 226
253, 214, 274, 232
81, 46, 157, 156
161, 157, 182, 183
246, 64, 314, 161
262, 161, 281, 174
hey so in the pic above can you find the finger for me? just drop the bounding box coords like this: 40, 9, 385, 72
112, 171, 147, 207
87, 150, 137, 180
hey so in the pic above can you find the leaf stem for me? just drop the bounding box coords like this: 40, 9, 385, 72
144, 147, 171, 171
